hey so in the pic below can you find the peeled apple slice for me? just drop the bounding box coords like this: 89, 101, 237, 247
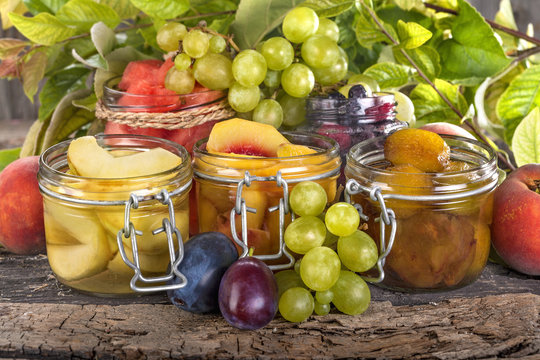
67, 136, 182, 178
44, 202, 112, 281
107, 246, 171, 275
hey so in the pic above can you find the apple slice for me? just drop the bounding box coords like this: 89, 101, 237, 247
107, 246, 171, 275
44, 202, 112, 281
67, 136, 182, 178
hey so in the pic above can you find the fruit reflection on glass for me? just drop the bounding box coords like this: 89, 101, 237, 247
39, 135, 191, 295
345, 128, 499, 291
193, 118, 340, 263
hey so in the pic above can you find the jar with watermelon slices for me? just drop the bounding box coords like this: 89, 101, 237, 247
97, 58, 235, 154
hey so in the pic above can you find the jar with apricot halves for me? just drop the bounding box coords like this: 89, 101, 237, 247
344, 130, 499, 292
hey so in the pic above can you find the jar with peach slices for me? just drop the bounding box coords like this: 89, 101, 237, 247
344, 129, 499, 292
38, 134, 192, 296
193, 118, 341, 270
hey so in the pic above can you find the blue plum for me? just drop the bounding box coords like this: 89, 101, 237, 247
218, 257, 278, 330
167, 232, 238, 314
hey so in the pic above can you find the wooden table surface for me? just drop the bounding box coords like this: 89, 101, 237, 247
0, 247, 539, 360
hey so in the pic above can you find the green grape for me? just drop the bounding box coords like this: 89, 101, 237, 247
294, 259, 301, 274
315, 289, 333, 305
331, 270, 371, 316
227, 82, 260, 112
314, 301, 331, 316
279, 287, 314, 322
275, 269, 307, 298
281, 63, 315, 98
282, 7, 319, 43
193, 53, 234, 90
252, 99, 283, 129
156, 22, 187, 52
347, 73, 380, 91
164, 68, 195, 94
337, 230, 378, 272
289, 181, 328, 217
300, 246, 341, 291
284, 216, 326, 254
301, 35, 340, 69
320, 213, 339, 247
174, 53, 192, 71
311, 49, 348, 86
325, 202, 360, 237
235, 111, 253, 120
389, 90, 416, 126
316, 18, 340, 42
278, 93, 306, 128
208, 35, 226, 53
264, 70, 281, 88
183, 29, 209, 59
232, 49, 267, 87
260, 37, 295, 71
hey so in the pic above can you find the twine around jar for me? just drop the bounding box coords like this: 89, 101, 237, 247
95, 98, 236, 130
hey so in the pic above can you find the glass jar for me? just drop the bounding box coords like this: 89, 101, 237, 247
38, 134, 192, 296
193, 132, 341, 270
303, 92, 407, 166
98, 76, 235, 154
344, 134, 498, 292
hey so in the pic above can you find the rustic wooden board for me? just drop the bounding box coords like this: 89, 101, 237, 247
0, 294, 538, 359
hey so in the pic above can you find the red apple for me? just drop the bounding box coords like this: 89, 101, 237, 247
0, 156, 46, 255
420, 122, 475, 140
491, 163, 540, 275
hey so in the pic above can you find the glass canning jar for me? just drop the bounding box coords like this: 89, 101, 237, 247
192, 132, 341, 270
344, 134, 499, 292
38, 134, 192, 296
302, 92, 407, 182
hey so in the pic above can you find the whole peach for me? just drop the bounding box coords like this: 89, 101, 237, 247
420, 122, 475, 140
491, 164, 540, 275
0, 156, 45, 255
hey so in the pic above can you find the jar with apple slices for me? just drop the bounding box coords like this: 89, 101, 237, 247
38, 134, 192, 296
344, 133, 499, 292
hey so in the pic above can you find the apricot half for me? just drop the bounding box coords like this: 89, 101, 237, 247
384, 128, 450, 172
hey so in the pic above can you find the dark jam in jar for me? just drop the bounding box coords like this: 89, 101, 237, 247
302, 89, 407, 182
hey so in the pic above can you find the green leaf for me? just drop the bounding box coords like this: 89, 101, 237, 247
97, 0, 140, 19
437, 0, 510, 85
302, 0, 354, 17
72, 92, 97, 112
0, 148, 21, 171
129, 0, 189, 20
91, 22, 116, 59
410, 79, 468, 124
0, 38, 29, 59
8, 12, 77, 45
56, 0, 120, 32
363, 62, 409, 89
396, 20, 431, 49
41, 89, 94, 150
497, 65, 540, 143
38, 66, 90, 121
230, 0, 303, 50
393, 0, 425, 11
393, 45, 440, 81
354, 4, 390, 49
494, 0, 518, 51
23, 0, 68, 15
20, 118, 49, 157
512, 107, 540, 167
21, 50, 47, 101
474, 77, 505, 140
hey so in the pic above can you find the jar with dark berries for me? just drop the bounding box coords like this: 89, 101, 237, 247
302, 85, 407, 182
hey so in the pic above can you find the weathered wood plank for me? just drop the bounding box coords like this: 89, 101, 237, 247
0, 294, 538, 359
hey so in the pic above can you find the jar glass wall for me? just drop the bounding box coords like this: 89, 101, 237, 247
38, 134, 192, 296
345, 134, 498, 292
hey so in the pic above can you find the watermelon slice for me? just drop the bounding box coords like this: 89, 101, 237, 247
118, 59, 162, 90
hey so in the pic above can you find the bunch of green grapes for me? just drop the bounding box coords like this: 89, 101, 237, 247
277, 181, 379, 323
155, 6, 348, 129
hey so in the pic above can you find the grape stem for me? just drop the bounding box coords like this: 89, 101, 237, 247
360, 2, 517, 171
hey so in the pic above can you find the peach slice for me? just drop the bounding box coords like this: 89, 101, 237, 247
67, 136, 182, 178
206, 118, 290, 157
277, 143, 317, 157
